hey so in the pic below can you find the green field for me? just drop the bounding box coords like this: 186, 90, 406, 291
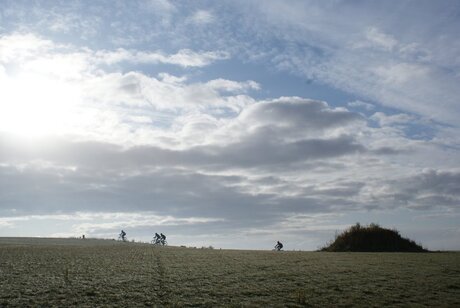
0, 238, 459, 307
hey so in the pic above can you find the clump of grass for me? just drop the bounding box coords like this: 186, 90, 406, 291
63, 267, 71, 285
294, 289, 307, 305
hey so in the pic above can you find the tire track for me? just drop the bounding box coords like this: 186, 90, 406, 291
150, 247, 171, 305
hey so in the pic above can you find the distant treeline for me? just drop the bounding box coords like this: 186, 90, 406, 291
321, 223, 428, 252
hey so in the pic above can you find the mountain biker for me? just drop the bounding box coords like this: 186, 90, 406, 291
120, 230, 126, 241
154, 233, 161, 244
275, 241, 283, 251
160, 233, 166, 245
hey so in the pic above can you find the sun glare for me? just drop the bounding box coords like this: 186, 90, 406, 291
0, 71, 82, 137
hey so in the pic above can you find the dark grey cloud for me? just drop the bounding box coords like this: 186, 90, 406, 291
0, 134, 364, 171
0, 164, 326, 227
207, 134, 365, 168
382, 170, 460, 210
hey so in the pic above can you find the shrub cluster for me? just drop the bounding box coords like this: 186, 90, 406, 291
321, 223, 427, 252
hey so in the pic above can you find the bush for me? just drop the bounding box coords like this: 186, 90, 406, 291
320, 223, 428, 252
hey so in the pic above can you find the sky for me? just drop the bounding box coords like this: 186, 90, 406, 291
0, 0, 459, 250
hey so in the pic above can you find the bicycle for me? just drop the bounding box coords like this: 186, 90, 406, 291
151, 237, 167, 246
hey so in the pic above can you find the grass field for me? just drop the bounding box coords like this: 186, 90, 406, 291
0, 238, 459, 307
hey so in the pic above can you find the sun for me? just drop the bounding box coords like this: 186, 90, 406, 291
0, 71, 82, 137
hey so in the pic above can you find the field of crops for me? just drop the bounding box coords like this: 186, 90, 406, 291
0, 238, 459, 307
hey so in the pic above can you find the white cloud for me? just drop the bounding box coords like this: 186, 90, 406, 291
94, 48, 229, 67
227, 1, 460, 126
0, 34, 229, 76
371, 112, 415, 127
347, 100, 375, 110
146, 0, 176, 14
158, 72, 188, 84
0, 33, 240, 143
374, 63, 429, 85
82, 71, 256, 112
167, 49, 229, 67
0, 33, 55, 63
190, 10, 215, 25
362, 27, 398, 51
206, 79, 260, 92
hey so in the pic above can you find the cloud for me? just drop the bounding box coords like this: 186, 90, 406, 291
1, 2, 459, 249
0, 96, 368, 224
5, 3, 459, 124
371, 112, 415, 127
347, 100, 375, 111
206, 79, 260, 92
146, 0, 176, 13
0, 121, 364, 173
373, 63, 429, 85
189, 10, 215, 25
375, 169, 460, 210
0, 163, 269, 221
363, 27, 398, 51
206, 135, 364, 168
0, 34, 229, 73
0, 33, 55, 63
238, 97, 363, 135
95, 48, 229, 67
224, 1, 460, 126
0, 33, 251, 143
82, 71, 256, 115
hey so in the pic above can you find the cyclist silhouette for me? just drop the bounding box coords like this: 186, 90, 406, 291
153, 233, 161, 244
120, 230, 127, 241
275, 241, 283, 251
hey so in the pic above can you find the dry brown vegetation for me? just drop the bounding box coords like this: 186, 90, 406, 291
0, 237, 459, 307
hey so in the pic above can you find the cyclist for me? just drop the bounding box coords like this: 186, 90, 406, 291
275, 241, 283, 251
153, 232, 161, 244
120, 230, 127, 241
160, 233, 167, 245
